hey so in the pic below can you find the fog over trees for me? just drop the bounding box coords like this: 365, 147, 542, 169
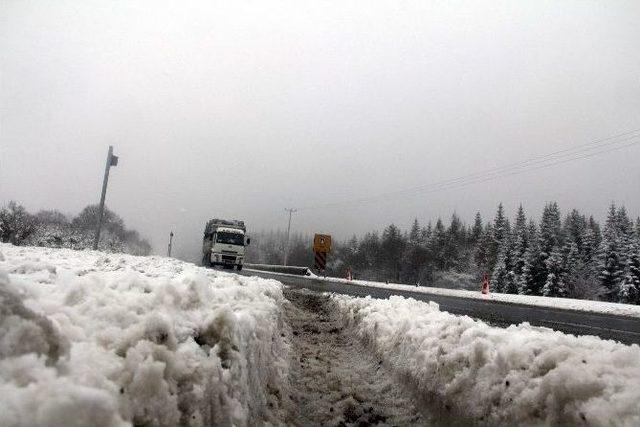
247, 202, 640, 305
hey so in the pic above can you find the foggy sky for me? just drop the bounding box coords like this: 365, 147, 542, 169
1, 0, 640, 261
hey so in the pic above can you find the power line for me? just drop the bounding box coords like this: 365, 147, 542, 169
299, 129, 640, 211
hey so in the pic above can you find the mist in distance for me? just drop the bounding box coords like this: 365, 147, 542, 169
1, 0, 639, 260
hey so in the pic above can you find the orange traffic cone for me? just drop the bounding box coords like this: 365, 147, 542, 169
481, 274, 490, 295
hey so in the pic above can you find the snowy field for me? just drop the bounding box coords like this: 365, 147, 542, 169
0, 243, 290, 427
335, 294, 640, 426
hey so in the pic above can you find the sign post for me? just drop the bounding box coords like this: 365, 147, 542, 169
313, 233, 332, 273
168, 231, 174, 257
93, 146, 119, 250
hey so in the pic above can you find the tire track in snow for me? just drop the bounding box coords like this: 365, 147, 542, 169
283, 288, 429, 426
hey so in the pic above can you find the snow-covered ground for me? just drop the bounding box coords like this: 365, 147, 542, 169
335, 294, 640, 426
0, 243, 290, 427
4, 245, 640, 427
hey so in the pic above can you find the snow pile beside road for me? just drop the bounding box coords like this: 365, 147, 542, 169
335, 294, 640, 426
0, 243, 289, 427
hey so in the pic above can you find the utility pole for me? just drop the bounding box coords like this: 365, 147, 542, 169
283, 208, 297, 266
93, 145, 119, 250
167, 231, 174, 257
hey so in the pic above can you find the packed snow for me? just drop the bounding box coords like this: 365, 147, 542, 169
334, 294, 640, 426
283, 288, 427, 426
0, 243, 290, 427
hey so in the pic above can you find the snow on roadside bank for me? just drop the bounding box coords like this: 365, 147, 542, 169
334, 294, 640, 427
0, 243, 290, 427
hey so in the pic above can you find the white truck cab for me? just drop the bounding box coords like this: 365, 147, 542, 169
202, 219, 250, 270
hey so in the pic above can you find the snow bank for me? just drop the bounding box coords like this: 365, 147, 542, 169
0, 243, 290, 427
334, 294, 640, 426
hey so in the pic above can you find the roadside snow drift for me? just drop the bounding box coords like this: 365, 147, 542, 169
335, 295, 640, 427
0, 243, 289, 427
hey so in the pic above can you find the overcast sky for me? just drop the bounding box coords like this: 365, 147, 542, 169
1, 0, 639, 260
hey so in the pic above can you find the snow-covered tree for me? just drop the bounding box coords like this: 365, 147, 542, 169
581, 220, 599, 268
409, 218, 421, 244
489, 203, 510, 271
512, 205, 529, 280
470, 212, 483, 245
0, 201, 36, 245
491, 252, 509, 293
519, 222, 546, 295
564, 209, 587, 254
597, 204, 630, 302
381, 224, 405, 281
542, 247, 568, 297
618, 241, 640, 304
474, 223, 493, 274
503, 270, 518, 294
539, 202, 563, 254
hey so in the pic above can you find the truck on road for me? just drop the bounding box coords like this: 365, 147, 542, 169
202, 219, 250, 270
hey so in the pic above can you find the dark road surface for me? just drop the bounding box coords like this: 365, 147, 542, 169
242, 269, 640, 345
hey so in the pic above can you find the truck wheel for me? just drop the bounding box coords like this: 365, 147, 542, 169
236, 265, 243, 271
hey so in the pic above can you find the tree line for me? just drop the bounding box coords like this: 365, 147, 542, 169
0, 201, 151, 255
246, 202, 640, 305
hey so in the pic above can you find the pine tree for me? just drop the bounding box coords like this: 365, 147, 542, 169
564, 209, 586, 253
474, 223, 493, 274
504, 270, 519, 294
563, 241, 580, 277
581, 222, 598, 267
539, 202, 563, 254
444, 213, 466, 270
409, 218, 421, 244
616, 206, 633, 237
598, 239, 624, 302
430, 219, 447, 271
489, 204, 511, 271
543, 247, 567, 297
491, 252, 508, 293
519, 222, 545, 295
421, 222, 432, 244
618, 240, 640, 304
381, 224, 406, 282
512, 206, 529, 280
598, 204, 626, 301
589, 216, 602, 249
470, 212, 483, 245
529, 202, 564, 295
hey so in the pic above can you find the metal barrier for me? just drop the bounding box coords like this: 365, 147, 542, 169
244, 264, 312, 276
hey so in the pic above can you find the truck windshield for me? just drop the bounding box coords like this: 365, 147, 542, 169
216, 232, 244, 246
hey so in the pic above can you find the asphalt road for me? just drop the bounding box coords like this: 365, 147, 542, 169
241, 269, 640, 345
